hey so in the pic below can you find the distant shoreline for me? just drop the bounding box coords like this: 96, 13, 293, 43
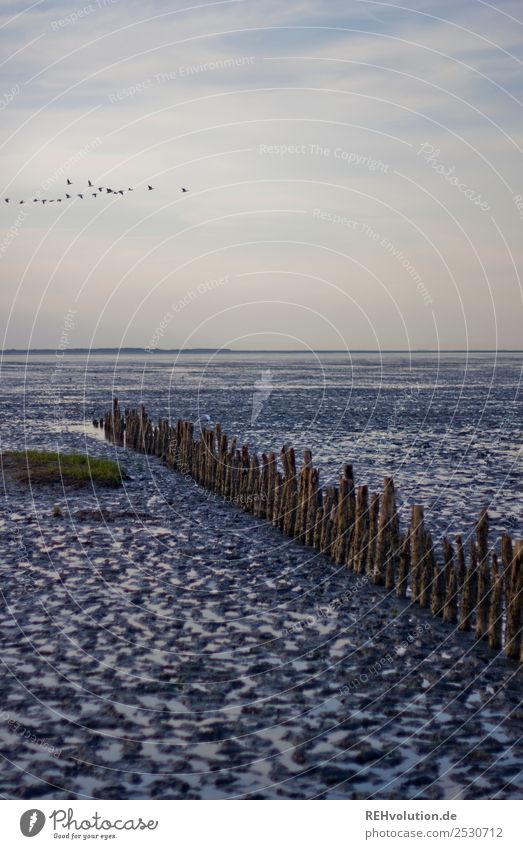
1, 348, 523, 355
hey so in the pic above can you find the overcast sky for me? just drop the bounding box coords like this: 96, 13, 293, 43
1, 0, 522, 350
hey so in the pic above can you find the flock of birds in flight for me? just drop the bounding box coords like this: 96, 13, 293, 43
3, 180, 189, 205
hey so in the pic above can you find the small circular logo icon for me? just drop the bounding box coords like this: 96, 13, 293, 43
20, 810, 46, 837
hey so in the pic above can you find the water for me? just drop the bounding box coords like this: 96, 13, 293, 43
1, 350, 522, 541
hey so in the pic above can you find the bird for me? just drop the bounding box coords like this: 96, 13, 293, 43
147, 185, 154, 190
98, 187, 103, 192
106, 188, 113, 193
65, 193, 71, 199
92, 193, 97, 198
19, 200, 24, 204
4, 198, 9, 203
49, 199, 55, 202
41, 199, 47, 204
66, 178, 72, 185
33, 198, 38, 202
57, 198, 62, 202
127, 187, 133, 191
181, 187, 189, 193
117, 189, 124, 195
88, 179, 93, 187
77, 193, 83, 199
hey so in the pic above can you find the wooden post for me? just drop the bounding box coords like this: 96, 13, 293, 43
501, 534, 513, 582
113, 397, 120, 443
374, 482, 390, 586
233, 449, 242, 505
351, 485, 369, 574
376, 477, 400, 590
240, 444, 250, 507
459, 540, 478, 632
272, 471, 283, 527
442, 538, 458, 624
246, 453, 260, 513
431, 538, 446, 616
152, 424, 158, 456
305, 469, 321, 547
266, 452, 277, 521
188, 421, 195, 475
275, 448, 287, 530
285, 491, 298, 536
217, 431, 228, 495
281, 446, 297, 537
228, 445, 236, 500
174, 420, 182, 469
209, 425, 219, 490
410, 505, 425, 604
419, 531, 435, 608
455, 534, 466, 611
313, 506, 324, 550
506, 540, 523, 660
171, 419, 178, 463
488, 553, 503, 651
396, 530, 411, 598
137, 404, 146, 453
320, 486, 337, 556
256, 452, 268, 518
475, 509, 491, 640
366, 493, 380, 579
332, 465, 355, 566
110, 397, 121, 444
295, 450, 312, 543
194, 434, 202, 484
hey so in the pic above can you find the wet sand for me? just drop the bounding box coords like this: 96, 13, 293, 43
1, 435, 522, 799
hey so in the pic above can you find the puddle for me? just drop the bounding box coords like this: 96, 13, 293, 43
47, 421, 107, 442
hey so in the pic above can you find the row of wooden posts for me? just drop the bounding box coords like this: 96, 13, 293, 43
99, 398, 523, 663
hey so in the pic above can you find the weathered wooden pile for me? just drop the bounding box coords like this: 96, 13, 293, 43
101, 397, 523, 663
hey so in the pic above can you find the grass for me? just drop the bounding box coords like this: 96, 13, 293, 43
2, 450, 124, 488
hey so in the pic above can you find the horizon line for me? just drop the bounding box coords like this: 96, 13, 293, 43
2, 347, 523, 355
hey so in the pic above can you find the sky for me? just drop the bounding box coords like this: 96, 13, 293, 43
1, 0, 523, 351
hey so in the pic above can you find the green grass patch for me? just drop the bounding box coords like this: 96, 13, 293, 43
2, 450, 124, 488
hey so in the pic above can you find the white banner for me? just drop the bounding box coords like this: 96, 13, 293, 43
3, 800, 521, 848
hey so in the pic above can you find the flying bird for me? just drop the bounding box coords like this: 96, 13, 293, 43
5, 175, 159, 209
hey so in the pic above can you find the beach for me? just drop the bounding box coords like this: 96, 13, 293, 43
0, 353, 521, 799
